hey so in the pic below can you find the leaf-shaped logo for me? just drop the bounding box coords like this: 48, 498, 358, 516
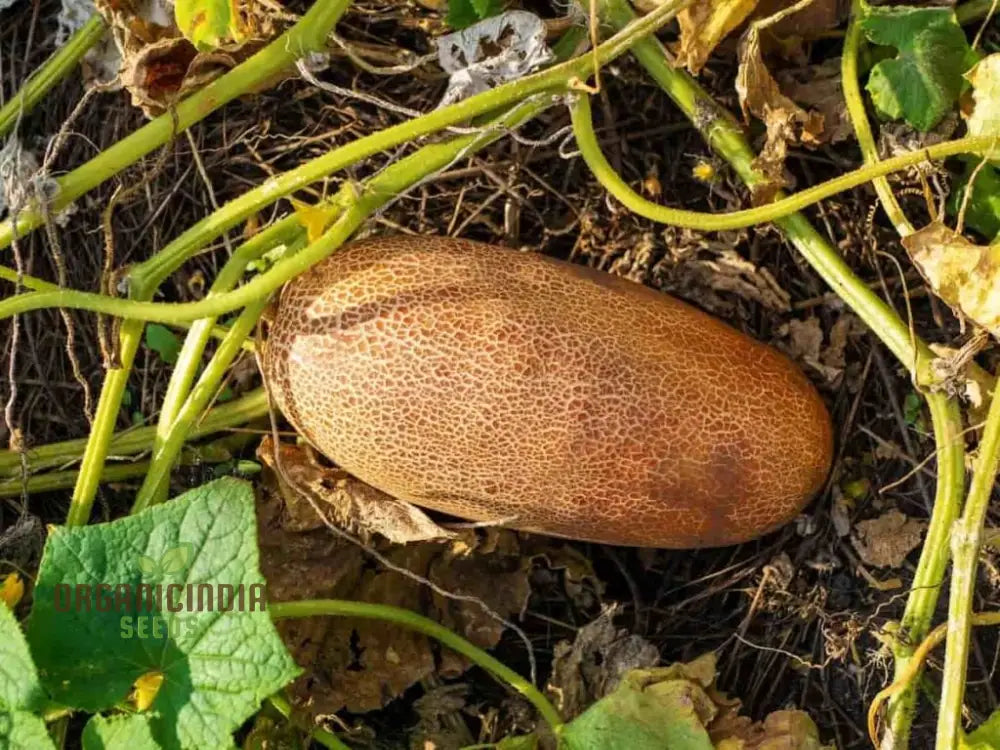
160, 544, 193, 575
136, 555, 159, 577
136, 543, 194, 579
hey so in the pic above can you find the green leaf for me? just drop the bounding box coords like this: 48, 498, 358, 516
144, 325, 181, 365
446, 0, 504, 29
561, 658, 718, 750
26, 478, 301, 750
861, 5, 978, 131
495, 734, 539, 749
947, 157, 1000, 241
967, 706, 1000, 749
0, 601, 45, 712
0, 709, 56, 750
175, 0, 243, 51
82, 714, 159, 750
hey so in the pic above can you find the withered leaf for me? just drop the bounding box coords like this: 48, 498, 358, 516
902, 221, 1000, 337
776, 57, 853, 144
546, 605, 659, 721
851, 510, 927, 569
672, 0, 761, 74
256, 483, 534, 718
94, 0, 280, 116
559, 653, 833, 749
258, 436, 453, 543
736, 23, 824, 202
963, 53, 1000, 163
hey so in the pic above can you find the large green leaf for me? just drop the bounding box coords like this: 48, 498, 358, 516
82, 714, 159, 750
967, 707, 1000, 749
0, 602, 45, 713
0, 709, 56, 750
861, 5, 978, 131
26, 478, 300, 749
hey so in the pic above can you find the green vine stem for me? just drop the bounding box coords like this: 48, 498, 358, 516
146, 216, 303, 507
938, 374, 1000, 748
269, 599, 564, 736
569, 93, 994, 232
0, 0, 352, 250
0, 436, 253, 498
133, 290, 275, 511
266, 693, 349, 750
2, 125, 997, 328
841, 0, 912, 238
596, 0, 933, 372
0, 15, 108, 139
0, 388, 268, 478
841, 3, 970, 746
0, 0, 686, 258
0, 259, 238, 343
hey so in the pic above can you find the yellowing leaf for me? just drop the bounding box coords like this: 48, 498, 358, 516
964, 53, 1000, 162
132, 671, 165, 712
673, 0, 760, 74
290, 198, 340, 243
175, 0, 244, 51
0, 572, 24, 609
902, 221, 1000, 336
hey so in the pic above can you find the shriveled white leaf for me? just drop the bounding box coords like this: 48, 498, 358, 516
436, 10, 552, 106
56, 0, 98, 44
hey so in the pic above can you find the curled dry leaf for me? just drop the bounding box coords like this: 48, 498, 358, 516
851, 510, 927, 569
736, 23, 824, 202
750, 0, 846, 42
257, 436, 453, 543
902, 221, 1000, 337
776, 315, 860, 387
256, 483, 534, 717
94, 0, 280, 116
776, 58, 853, 144
546, 605, 660, 720
671, 0, 760, 74
436, 11, 553, 106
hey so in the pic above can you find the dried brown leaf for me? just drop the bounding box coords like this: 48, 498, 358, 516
672, 0, 761, 74
776, 57, 853, 144
258, 436, 454, 543
716, 708, 833, 749
776, 316, 856, 385
851, 510, 927, 569
736, 24, 825, 201
902, 221, 1000, 337
258, 485, 534, 716
751, 0, 846, 41
94, 0, 280, 116
545, 605, 660, 720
